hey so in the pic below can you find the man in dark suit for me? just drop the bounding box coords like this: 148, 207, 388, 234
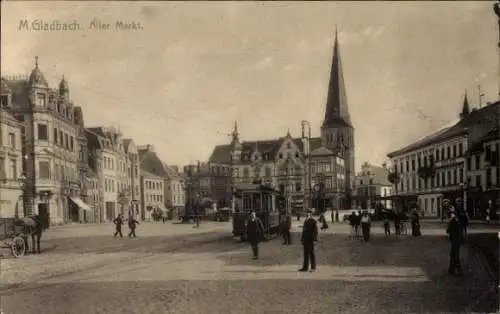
299, 210, 318, 272
281, 214, 292, 245
447, 211, 463, 276
245, 211, 265, 260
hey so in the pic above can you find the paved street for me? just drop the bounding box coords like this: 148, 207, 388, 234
1, 222, 497, 314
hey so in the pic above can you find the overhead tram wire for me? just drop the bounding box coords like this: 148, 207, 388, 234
44, 73, 183, 123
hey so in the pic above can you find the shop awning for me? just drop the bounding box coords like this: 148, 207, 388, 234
69, 197, 92, 212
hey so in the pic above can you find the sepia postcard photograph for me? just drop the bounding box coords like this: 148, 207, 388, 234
0, 1, 499, 313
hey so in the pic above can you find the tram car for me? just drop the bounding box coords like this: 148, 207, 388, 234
232, 183, 284, 242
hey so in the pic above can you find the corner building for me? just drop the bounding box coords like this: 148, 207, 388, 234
2, 59, 82, 226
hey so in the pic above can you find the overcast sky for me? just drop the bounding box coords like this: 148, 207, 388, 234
1, 1, 498, 170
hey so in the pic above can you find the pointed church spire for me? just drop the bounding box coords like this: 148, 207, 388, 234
231, 121, 242, 151
322, 27, 352, 129
35, 56, 39, 68
460, 89, 470, 119
232, 121, 239, 141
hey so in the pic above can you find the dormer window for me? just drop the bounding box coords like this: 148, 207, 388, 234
295, 152, 300, 158
279, 153, 283, 159
252, 152, 260, 161
1, 95, 9, 108
37, 93, 46, 107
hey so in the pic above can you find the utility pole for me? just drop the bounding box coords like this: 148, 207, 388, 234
478, 84, 485, 108
301, 120, 312, 211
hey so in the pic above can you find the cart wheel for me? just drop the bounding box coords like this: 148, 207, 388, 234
11, 236, 26, 258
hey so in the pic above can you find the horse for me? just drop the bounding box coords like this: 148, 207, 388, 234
22, 215, 43, 254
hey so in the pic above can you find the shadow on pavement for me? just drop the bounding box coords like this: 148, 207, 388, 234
40, 232, 236, 255
214, 232, 498, 313
0, 279, 494, 314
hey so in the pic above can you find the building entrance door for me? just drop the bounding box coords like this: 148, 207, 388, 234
38, 203, 50, 230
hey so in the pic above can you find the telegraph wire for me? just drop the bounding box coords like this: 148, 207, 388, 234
42, 73, 183, 123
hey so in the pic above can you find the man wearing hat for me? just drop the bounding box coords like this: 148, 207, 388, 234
245, 211, 265, 260
446, 210, 463, 276
299, 210, 318, 272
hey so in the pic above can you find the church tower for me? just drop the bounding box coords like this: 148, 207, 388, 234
320, 28, 355, 206
230, 121, 242, 161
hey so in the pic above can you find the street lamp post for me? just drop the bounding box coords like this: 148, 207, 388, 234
301, 120, 312, 210
460, 182, 468, 217
17, 174, 27, 218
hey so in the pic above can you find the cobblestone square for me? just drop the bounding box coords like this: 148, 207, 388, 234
1, 224, 496, 314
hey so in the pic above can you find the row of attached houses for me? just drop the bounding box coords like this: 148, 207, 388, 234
0, 57, 185, 226
387, 95, 499, 218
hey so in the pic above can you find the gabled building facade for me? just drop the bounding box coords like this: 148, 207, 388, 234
124, 139, 140, 217
207, 29, 353, 211
354, 162, 392, 210
2, 58, 81, 226
163, 163, 185, 210
0, 108, 24, 218
85, 126, 128, 221
137, 144, 168, 219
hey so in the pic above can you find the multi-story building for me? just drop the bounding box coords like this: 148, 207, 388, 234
85, 126, 126, 221
208, 30, 354, 211
466, 120, 500, 218
3, 58, 81, 226
137, 144, 169, 219
163, 163, 185, 210
387, 95, 499, 217
0, 107, 24, 218
209, 124, 346, 212
354, 162, 392, 209
85, 129, 106, 221
85, 169, 101, 223
139, 170, 164, 220
124, 139, 140, 217
70, 106, 93, 222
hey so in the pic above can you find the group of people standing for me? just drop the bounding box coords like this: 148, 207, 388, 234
244, 210, 319, 272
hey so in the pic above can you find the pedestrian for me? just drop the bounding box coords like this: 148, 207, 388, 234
360, 211, 371, 242
335, 210, 339, 223
383, 211, 391, 236
446, 212, 463, 276
245, 211, 265, 260
411, 208, 421, 237
299, 210, 318, 272
455, 198, 468, 240
281, 214, 292, 245
394, 211, 401, 236
330, 210, 334, 224
296, 211, 301, 222
354, 211, 361, 238
113, 214, 124, 238
319, 213, 329, 230
128, 216, 140, 238
348, 211, 356, 238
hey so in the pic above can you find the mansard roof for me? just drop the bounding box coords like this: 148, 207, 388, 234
209, 136, 324, 165
85, 129, 103, 151
138, 148, 168, 177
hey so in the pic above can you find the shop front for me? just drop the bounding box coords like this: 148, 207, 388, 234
0, 187, 23, 218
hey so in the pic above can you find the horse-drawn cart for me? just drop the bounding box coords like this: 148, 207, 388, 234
0, 217, 29, 258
